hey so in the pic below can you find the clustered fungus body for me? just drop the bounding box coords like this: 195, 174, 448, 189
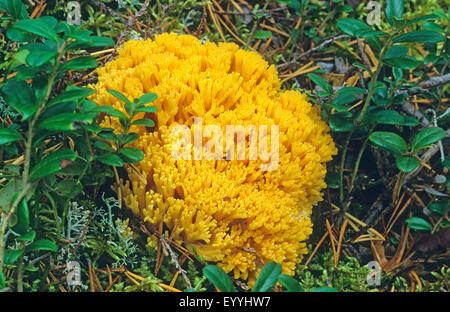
90, 33, 337, 282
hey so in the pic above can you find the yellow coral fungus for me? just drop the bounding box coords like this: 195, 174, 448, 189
90, 33, 337, 282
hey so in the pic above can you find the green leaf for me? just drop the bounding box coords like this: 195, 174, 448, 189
308, 73, 333, 95
25, 239, 58, 252
405, 217, 432, 231
443, 156, 450, 169
326, 171, 340, 189
336, 87, 366, 96
17, 230, 36, 242
94, 140, 114, 152
278, 274, 303, 292
38, 113, 94, 131
6, 27, 33, 42
131, 118, 155, 127
12, 18, 59, 42
48, 87, 95, 106
422, 21, 443, 32
29, 148, 77, 180
2, 78, 39, 121
405, 14, 440, 27
366, 110, 419, 126
252, 261, 282, 292
393, 31, 445, 43
118, 147, 144, 163
395, 155, 419, 172
66, 36, 115, 50
96, 153, 124, 167
122, 133, 140, 146
55, 179, 82, 198
134, 106, 158, 113
4, 249, 24, 265
311, 286, 339, 292
0, 0, 28, 20
383, 45, 409, 59
253, 30, 272, 39
136, 93, 158, 106
411, 127, 446, 152
329, 114, 355, 132
369, 132, 408, 156
59, 56, 97, 72
428, 201, 448, 217
383, 55, 420, 69
354, 30, 387, 38
0, 271, 4, 290
0, 128, 23, 146
12, 198, 30, 235
108, 89, 132, 105
337, 19, 370, 36
202, 265, 237, 292
385, 0, 404, 25
22, 42, 57, 67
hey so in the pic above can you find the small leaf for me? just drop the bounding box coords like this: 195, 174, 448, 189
131, 118, 155, 127
108, 89, 132, 105
54, 179, 82, 198
383, 55, 420, 69
29, 148, 77, 180
11, 18, 59, 42
96, 153, 124, 167
278, 274, 303, 292
17, 230, 36, 242
59, 56, 97, 72
4, 249, 24, 265
369, 132, 408, 156
0, 271, 4, 290
337, 19, 370, 36
2, 78, 39, 120
0, 128, 23, 146
308, 73, 333, 95
329, 114, 355, 132
0, 0, 28, 20
22, 42, 57, 67
25, 239, 58, 252
405, 14, 440, 27
385, 0, 404, 25
405, 217, 432, 232
253, 30, 272, 39
38, 113, 94, 131
134, 106, 158, 113
252, 261, 282, 292
12, 198, 30, 235
411, 127, 446, 153
383, 45, 409, 59
48, 87, 95, 106
395, 155, 419, 172
202, 265, 237, 292
136, 93, 158, 106
428, 201, 448, 217
88, 106, 128, 120
393, 31, 445, 43
118, 147, 144, 163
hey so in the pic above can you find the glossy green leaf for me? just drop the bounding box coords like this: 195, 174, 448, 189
29, 148, 77, 180
337, 19, 370, 36
12, 18, 59, 42
369, 132, 408, 156
329, 114, 355, 132
395, 155, 419, 172
383, 55, 420, 69
4, 249, 24, 265
0, 0, 28, 20
278, 274, 303, 292
203, 265, 237, 292
96, 153, 124, 167
55, 179, 82, 198
118, 147, 144, 163
308, 73, 333, 95
131, 118, 155, 127
59, 56, 97, 72
384, 45, 408, 59
88, 105, 128, 120
0, 128, 23, 146
411, 127, 446, 152
393, 31, 445, 43
385, 0, 404, 25
17, 230, 36, 242
405, 217, 432, 231
134, 106, 158, 113
2, 78, 39, 120
12, 198, 30, 235
428, 201, 448, 217
22, 42, 57, 67
136, 93, 158, 106
366, 110, 419, 126
253, 30, 272, 39
38, 113, 94, 131
108, 89, 132, 105
252, 261, 282, 292
25, 239, 58, 252
48, 87, 95, 106
405, 14, 440, 27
